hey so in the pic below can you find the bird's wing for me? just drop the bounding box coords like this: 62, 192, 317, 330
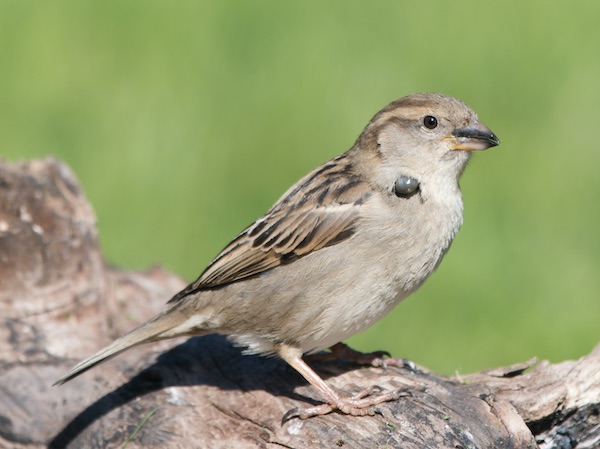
169, 156, 370, 301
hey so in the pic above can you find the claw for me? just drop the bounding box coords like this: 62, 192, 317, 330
281, 407, 301, 424
403, 359, 417, 372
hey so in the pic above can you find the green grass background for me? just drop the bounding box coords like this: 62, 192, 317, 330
1, 1, 598, 375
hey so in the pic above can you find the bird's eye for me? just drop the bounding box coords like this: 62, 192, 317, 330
423, 115, 438, 129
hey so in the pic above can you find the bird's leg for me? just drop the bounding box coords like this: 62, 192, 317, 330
278, 344, 408, 421
308, 342, 415, 371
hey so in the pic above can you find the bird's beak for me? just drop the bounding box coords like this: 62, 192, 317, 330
448, 123, 500, 151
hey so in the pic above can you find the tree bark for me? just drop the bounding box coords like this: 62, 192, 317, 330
0, 158, 598, 449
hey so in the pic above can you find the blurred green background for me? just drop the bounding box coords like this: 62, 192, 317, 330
1, 1, 598, 375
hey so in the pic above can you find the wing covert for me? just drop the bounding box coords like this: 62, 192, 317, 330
169, 155, 369, 302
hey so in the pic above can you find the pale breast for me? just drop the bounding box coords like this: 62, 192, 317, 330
217, 182, 464, 355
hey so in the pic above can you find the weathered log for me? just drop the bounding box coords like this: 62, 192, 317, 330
0, 158, 598, 449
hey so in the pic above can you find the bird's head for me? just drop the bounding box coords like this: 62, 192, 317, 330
354, 92, 499, 195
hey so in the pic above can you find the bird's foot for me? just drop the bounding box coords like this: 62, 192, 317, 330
282, 386, 410, 421
320, 342, 416, 371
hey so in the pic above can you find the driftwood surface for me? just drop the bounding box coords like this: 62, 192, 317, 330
0, 157, 598, 449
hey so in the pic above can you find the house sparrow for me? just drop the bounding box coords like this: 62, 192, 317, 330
55, 93, 499, 419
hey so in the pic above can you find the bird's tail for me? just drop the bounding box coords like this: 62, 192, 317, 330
53, 307, 193, 386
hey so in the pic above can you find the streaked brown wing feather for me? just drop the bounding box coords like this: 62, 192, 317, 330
169, 155, 369, 302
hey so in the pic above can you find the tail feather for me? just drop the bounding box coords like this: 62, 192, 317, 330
53, 311, 186, 386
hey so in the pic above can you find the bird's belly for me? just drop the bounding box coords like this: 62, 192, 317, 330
298, 278, 406, 353
224, 199, 460, 356
271, 239, 432, 353
288, 210, 458, 353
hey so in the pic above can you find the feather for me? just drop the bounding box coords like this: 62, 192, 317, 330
169, 155, 368, 301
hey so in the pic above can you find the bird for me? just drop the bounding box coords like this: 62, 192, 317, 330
54, 92, 499, 419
